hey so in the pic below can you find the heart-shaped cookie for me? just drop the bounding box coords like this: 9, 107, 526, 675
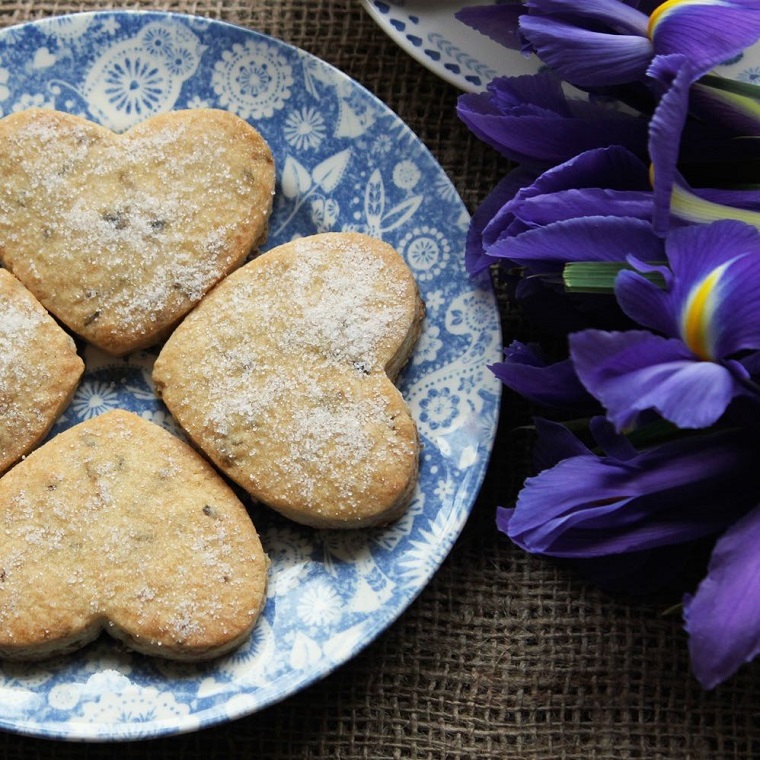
0, 108, 275, 356
0, 410, 268, 661
153, 232, 425, 529
0, 268, 83, 474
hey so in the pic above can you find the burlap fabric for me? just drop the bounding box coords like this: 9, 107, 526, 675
0, 2, 758, 757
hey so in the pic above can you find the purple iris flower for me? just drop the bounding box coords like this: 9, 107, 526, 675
491, 341, 600, 411
685, 502, 760, 689
457, 0, 760, 89
466, 145, 661, 277
459, 59, 760, 237
569, 220, 760, 430
457, 2, 760, 690
458, 3, 760, 231
456, 70, 649, 167
465, 145, 664, 335
499, 421, 760, 558
498, 418, 760, 686
465, 166, 541, 276
689, 79, 760, 139
647, 54, 760, 235
667, 173, 760, 229
647, 53, 693, 235
457, 3, 760, 242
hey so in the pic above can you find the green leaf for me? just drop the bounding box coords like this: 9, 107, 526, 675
624, 418, 683, 449
699, 73, 760, 101
563, 262, 667, 294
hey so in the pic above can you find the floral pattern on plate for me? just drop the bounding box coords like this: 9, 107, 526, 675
0, 11, 501, 741
360, 0, 540, 91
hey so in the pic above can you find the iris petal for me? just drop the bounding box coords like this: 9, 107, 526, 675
515, 187, 653, 225
685, 503, 760, 689
491, 341, 598, 410
503, 427, 760, 556
487, 70, 570, 113
690, 79, 760, 137
650, 1, 760, 78
680, 265, 725, 360
669, 176, 760, 227
465, 169, 537, 276
666, 220, 760, 357
531, 416, 593, 471
647, 54, 693, 236
489, 216, 662, 267
510, 145, 651, 198
519, 16, 654, 86
457, 75, 649, 166
527, 0, 649, 35
478, 148, 656, 268
615, 268, 676, 336
569, 329, 741, 429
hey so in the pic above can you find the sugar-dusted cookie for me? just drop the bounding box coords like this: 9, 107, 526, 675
153, 232, 425, 529
0, 268, 84, 474
0, 410, 268, 661
0, 108, 275, 356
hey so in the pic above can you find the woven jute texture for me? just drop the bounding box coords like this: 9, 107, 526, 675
1, 2, 759, 758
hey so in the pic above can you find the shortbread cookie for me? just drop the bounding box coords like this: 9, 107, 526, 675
0, 108, 275, 356
0, 268, 83, 474
153, 232, 425, 529
0, 410, 268, 661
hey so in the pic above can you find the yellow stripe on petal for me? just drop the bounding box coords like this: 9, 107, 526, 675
671, 183, 760, 227
648, 0, 722, 38
692, 81, 760, 123
681, 265, 726, 360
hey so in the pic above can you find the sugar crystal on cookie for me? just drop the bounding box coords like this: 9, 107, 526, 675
0, 108, 275, 355
0, 269, 83, 473
0, 410, 268, 661
153, 232, 425, 529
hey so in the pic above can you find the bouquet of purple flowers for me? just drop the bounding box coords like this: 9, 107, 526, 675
456, 0, 760, 690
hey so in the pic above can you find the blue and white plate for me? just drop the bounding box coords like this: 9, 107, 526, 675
360, 0, 540, 91
0, 11, 502, 741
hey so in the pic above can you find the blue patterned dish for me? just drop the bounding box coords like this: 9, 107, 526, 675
0, 11, 502, 741
713, 40, 760, 83
360, 0, 541, 91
